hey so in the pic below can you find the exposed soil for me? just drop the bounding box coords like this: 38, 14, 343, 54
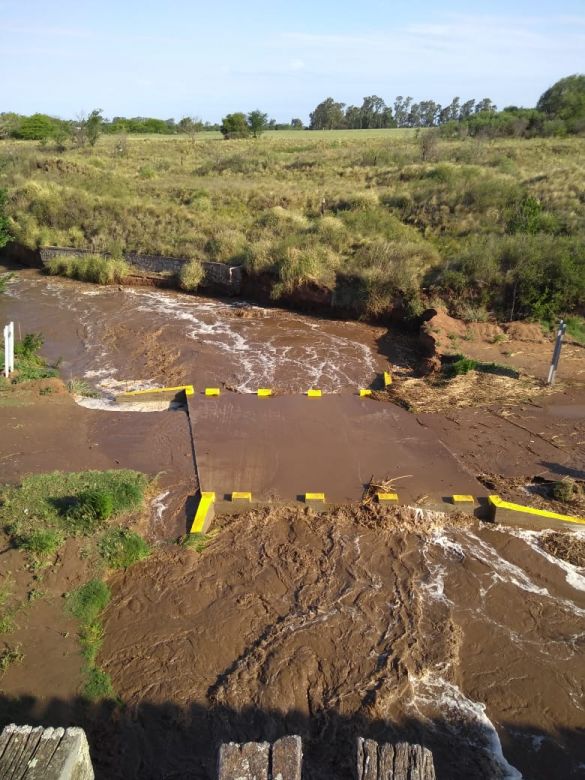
420, 307, 585, 382
418, 386, 585, 489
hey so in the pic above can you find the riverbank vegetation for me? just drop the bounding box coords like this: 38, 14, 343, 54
0, 469, 151, 699
45, 254, 130, 284
1, 80, 584, 323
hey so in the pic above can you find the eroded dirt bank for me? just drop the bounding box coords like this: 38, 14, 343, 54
92, 506, 585, 780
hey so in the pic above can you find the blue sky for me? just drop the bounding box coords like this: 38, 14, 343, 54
1, 0, 584, 122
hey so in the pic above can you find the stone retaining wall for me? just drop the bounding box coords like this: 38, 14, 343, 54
38, 246, 242, 294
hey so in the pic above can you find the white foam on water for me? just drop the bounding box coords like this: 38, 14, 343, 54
409, 671, 523, 779
124, 288, 378, 392
151, 490, 171, 532
492, 525, 585, 593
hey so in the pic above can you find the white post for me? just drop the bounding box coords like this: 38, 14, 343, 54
3, 322, 14, 378
9, 322, 14, 373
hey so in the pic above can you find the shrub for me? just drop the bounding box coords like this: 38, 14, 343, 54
179, 259, 204, 291
98, 527, 151, 569
551, 478, 576, 503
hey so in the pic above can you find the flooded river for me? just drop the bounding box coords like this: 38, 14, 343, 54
1, 266, 584, 780
1, 266, 398, 394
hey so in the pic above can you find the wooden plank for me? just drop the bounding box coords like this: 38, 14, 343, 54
20, 727, 64, 780
358, 740, 436, 780
218, 741, 270, 780
7, 726, 43, 779
0, 724, 17, 761
378, 743, 395, 779
0, 726, 32, 778
271, 735, 302, 780
44, 727, 94, 779
357, 738, 379, 780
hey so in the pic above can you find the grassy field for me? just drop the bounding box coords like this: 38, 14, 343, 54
1, 129, 584, 321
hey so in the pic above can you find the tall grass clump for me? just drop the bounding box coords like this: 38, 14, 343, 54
178, 258, 204, 291
46, 254, 130, 284
98, 527, 151, 569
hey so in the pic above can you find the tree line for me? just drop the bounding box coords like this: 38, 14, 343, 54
1, 75, 583, 144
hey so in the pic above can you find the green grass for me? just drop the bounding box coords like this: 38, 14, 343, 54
443, 354, 520, 379
3, 131, 584, 321
564, 316, 585, 345
45, 254, 131, 284
0, 575, 16, 634
0, 333, 57, 384
67, 579, 111, 624
0, 644, 24, 674
67, 377, 99, 397
66, 579, 115, 701
0, 470, 148, 551
181, 530, 218, 552
83, 667, 115, 700
98, 526, 151, 569
14, 528, 63, 560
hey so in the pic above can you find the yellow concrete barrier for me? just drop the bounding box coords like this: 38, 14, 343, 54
383, 371, 392, 387
452, 494, 475, 503
257, 389, 272, 397
307, 389, 322, 397
190, 491, 216, 534
377, 492, 398, 502
205, 388, 221, 396
231, 491, 252, 501
118, 384, 194, 399
304, 492, 325, 502
489, 495, 585, 527
359, 389, 372, 397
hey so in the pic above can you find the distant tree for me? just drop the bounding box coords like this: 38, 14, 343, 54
537, 74, 585, 123
86, 109, 103, 147
345, 105, 362, 129
14, 113, 58, 141
291, 118, 304, 129
459, 99, 476, 119
393, 96, 412, 128
309, 98, 346, 130
247, 110, 269, 137
475, 98, 497, 114
178, 116, 203, 134
220, 112, 250, 138
418, 100, 441, 127
360, 95, 386, 128
0, 113, 23, 139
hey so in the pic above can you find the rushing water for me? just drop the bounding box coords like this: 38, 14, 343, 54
1, 268, 394, 395
2, 266, 585, 779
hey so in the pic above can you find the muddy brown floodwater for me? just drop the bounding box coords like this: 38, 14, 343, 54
0, 265, 406, 394
1, 265, 585, 780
